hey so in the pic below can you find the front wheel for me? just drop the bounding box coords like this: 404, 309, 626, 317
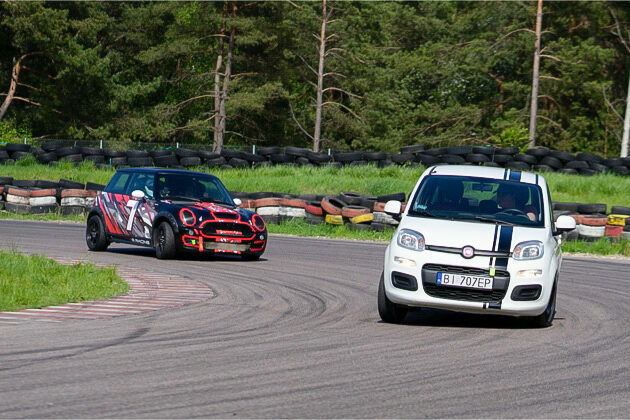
529, 282, 556, 328
378, 272, 408, 324
86, 215, 109, 251
154, 222, 177, 259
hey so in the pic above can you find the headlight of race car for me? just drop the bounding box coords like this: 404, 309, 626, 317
513, 240, 543, 260
252, 214, 266, 231
179, 208, 196, 226
397, 229, 425, 251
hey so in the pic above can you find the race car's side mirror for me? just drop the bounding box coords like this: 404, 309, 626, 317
553, 215, 576, 236
384, 200, 402, 220
131, 190, 146, 201
233, 198, 242, 207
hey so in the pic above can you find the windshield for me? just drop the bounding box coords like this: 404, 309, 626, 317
408, 175, 544, 227
155, 172, 234, 205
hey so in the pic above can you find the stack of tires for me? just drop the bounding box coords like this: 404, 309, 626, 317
606, 206, 630, 240
553, 202, 630, 241
231, 190, 406, 231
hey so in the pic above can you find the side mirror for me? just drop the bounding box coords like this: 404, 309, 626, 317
131, 190, 146, 201
233, 198, 242, 207
553, 215, 576, 236
384, 200, 402, 218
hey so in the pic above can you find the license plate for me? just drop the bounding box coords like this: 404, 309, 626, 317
436, 272, 493, 290
204, 242, 250, 252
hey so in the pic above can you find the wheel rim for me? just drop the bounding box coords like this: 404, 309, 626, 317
87, 221, 98, 245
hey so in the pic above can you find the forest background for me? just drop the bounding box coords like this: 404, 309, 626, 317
1, 1, 629, 156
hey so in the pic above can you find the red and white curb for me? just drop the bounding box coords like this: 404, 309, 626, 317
0, 258, 214, 326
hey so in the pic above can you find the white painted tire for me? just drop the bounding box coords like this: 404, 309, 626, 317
577, 224, 605, 238
622, 231, 630, 241
84, 197, 96, 208
373, 211, 399, 226
256, 206, 280, 216
6, 194, 30, 205
279, 206, 306, 218
29, 196, 57, 206
61, 197, 87, 206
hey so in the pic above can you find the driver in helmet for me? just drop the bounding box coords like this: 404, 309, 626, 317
496, 184, 538, 221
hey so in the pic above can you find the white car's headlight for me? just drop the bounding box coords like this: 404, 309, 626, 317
397, 229, 425, 251
513, 241, 543, 260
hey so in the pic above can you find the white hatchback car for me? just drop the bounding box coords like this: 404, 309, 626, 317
379, 165, 576, 327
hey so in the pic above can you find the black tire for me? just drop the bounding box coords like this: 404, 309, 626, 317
578, 168, 596, 176
472, 146, 495, 155
423, 147, 445, 156
296, 156, 311, 166
483, 161, 501, 167
59, 179, 85, 189
241, 152, 266, 163
149, 149, 173, 158
154, 155, 179, 167
465, 153, 490, 163
506, 161, 530, 170
558, 168, 578, 175
306, 151, 333, 163
526, 147, 550, 158
179, 156, 202, 167
533, 164, 553, 172
496, 146, 519, 155
415, 154, 440, 165
549, 151, 575, 162
86, 215, 109, 251
589, 162, 607, 173
61, 153, 83, 163
256, 146, 280, 156
13, 179, 37, 188
578, 203, 607, 214
37, 152, 57, 164
539, 156, 563, 169
35, 179, 60, 188
269, 153, 293, 163
285, 146, 309, 157
221, 149, 244, 160
175, 148, 199, 158
339, 192, 364, 205
81, 147, 104, 156
378, 272, 408, 324
514, 153, 538, 165
377, 192, 406, 202
104, 149, 126, 158
86, 182, 106, 191
334, 151, 363, 163
610, 206, 630, 215
125, 150, 149, 158
576, 152, 603, 163
128, 157, 153, 167
553, 202, 580, 212
154, 222, 177, 259
612, 166, 629, 176
111, 157, 128, 167
56, 146, 81, 157
445, 145, 472, 155
42, 140, 64, 152
10, 151, 31, 160
84, 155, 106, 164
603, 158, 624, 168
440, 154, 466, 164
206, 157, 227, 167
564, 160, 589, 170
6, 143, 31, 153
491, 154, 512, 164
228, 157, 249, 168
390, 153, 414, 164
529, 282, 556, 328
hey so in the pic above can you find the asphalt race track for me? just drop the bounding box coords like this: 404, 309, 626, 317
0, 220, 629, 418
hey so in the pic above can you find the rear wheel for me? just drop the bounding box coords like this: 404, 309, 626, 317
529, 282, 557, 328
378, 272, 408, 324
86, 215, 109, 251
154, 222, 177, 259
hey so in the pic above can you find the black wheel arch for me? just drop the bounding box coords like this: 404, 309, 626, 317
153, 211, 181, 235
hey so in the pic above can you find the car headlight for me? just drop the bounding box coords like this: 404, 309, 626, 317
513, 241, 543, 260
179, 208, 196, 226
397, 229, 425, 251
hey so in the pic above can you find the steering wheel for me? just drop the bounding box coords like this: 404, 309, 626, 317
495, 208, 527, 217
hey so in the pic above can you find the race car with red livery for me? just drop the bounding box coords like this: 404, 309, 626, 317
85, 168, 267, 260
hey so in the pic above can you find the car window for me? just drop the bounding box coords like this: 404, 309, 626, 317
106, 172, 132, 194
125, 173, 155, 199
155, 173, 233, 204
409, 175, 544, 227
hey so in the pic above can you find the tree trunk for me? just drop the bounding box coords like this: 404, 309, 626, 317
0, 56, 23, 121
313, 0, 327, 153
212, 1, 227, 150
528, 0, 543, 148
621, 71, 630, 158
214, 2, 237, 154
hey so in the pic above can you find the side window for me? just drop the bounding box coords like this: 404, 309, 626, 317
125, 173, 155, 199
546, 187, 554, 229
106, 172, 131, 194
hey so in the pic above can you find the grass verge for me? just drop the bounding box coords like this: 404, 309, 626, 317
561, 238, 630, 257
0, 250, 129, 312
1, 160, 630, 206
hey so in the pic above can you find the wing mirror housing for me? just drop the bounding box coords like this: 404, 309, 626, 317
553, 215, 576, 236
233, 198, 242, 207
384, 200, 402, 220
131, 190, 146, 201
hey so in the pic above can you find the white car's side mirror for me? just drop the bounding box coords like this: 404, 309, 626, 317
384, 200, 402, 216
131, 190, 146, 201
233, 198, 242, 207
554, 215, 576, 235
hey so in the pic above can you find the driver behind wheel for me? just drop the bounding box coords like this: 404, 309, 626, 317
496, 184, 538, 221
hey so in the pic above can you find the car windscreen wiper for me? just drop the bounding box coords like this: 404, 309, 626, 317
473, 216, 515, 226
163, 195, 200, 202
409, 210, 436, 218
200, 198, 234, 205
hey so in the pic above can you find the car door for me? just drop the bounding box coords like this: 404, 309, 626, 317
123, 172, 157, 244
100, 171, 133, 238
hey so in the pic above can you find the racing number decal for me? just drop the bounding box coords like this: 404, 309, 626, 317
126, 199, 141, 231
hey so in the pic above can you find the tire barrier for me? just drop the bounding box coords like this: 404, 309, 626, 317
2, 175, 630, 239
3, 142, 630, 176
0, 178, 104, 216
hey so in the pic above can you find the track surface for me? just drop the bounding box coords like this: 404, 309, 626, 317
0, 220, 629, 418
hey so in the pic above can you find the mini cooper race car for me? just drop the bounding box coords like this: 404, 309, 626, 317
86, 168, 267, 260
379, 165, 576, 327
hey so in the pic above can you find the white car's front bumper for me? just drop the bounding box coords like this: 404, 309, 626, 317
383, 242, 557, 317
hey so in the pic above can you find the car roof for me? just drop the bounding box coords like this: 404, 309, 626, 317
116, 167, 220, 180
427, 165, 542, 185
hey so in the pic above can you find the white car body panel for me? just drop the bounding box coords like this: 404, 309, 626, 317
383, 165, 562, 317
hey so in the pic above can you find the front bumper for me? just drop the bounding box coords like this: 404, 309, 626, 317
383, 243, 555, 317
179, 230, 267, 255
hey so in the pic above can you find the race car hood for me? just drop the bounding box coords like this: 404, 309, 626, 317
399, 216, 547, 252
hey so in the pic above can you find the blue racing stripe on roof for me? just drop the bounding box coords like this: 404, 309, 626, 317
509, 171, 521, 182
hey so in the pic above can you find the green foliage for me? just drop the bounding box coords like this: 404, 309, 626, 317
0, 1, 627, 155
0, 120, 31, 143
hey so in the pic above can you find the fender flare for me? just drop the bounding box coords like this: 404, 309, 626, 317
153, 211, 180, 234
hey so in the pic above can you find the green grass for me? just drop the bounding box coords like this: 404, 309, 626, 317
2, 159, 629, 207
0, 250, 129, 312
0, 207, 85, 223
268, 218, 397, 241
561, 238, 630, 257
